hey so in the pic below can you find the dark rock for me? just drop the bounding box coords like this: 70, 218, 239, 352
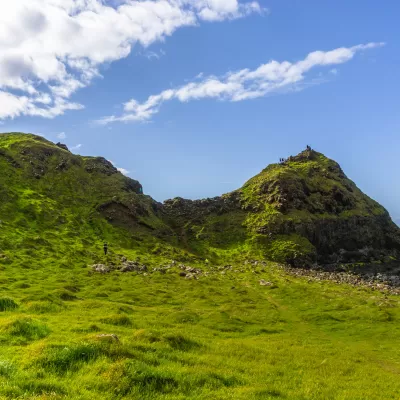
56, 142, 70, 152
120, 260, 148, 273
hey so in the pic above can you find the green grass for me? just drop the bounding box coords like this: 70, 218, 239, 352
1, 260, 400, 399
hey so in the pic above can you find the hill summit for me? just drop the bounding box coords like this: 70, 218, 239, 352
1, 132, 399, 269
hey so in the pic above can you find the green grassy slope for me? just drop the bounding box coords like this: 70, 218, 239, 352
1, 133, 400, 399
0, 133, 196, 270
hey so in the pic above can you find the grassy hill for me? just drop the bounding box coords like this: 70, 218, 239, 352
163, 148, 400, 267
1, 133, 400, 399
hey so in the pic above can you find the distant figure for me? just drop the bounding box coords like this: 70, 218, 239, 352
103, 242, 108, 256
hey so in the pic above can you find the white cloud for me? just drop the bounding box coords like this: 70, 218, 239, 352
140, 49, 166, 60
0, 0, 261, 121
97, 42, 385, 124
117, 167, 130, 175
71, 143, 82, 151
108, 159, 130, 175
57, 132, 67, 139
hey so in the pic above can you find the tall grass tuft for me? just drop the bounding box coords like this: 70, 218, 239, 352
7, 318, 51, 343
0, 298, 18, 311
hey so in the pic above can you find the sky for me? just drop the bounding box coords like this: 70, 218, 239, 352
0, 0, 399, 223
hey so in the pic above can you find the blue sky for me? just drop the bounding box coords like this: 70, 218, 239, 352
1, 0, 399, 222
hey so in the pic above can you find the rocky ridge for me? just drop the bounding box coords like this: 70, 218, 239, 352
1, 133, 400, 272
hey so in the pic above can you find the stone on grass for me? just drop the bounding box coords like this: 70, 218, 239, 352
259, 279, 273, 286
91, 264, 110, 274
97, 333, 119, 342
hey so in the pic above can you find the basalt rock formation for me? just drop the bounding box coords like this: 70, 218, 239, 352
162, 148, 400, 266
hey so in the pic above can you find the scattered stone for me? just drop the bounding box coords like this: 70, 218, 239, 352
91, 264, 110, 274
120, 260, 148, 273
259, 279, 273, 286
282, 265, 400, 295
179, 272, 186, 277
153, 266, 171, 273
179, 264, 203, 275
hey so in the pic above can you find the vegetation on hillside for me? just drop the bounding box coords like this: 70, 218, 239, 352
1, 133, 400, 399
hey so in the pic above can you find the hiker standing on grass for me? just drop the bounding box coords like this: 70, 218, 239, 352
103, 242, 108, 256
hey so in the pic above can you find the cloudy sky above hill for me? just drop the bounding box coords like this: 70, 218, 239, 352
0, 0, 399, 219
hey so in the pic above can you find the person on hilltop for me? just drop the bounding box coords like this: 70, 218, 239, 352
103, 242, 108, 256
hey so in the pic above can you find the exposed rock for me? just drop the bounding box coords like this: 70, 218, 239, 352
91, 264, 110, 274
282, 264, 400, 295
162, 148, 400, 268
259, 279, 273, 286
56, 142, 70, 152
55, 159, 68, 171
120, 260, 148, 273
84, 157, 118, 175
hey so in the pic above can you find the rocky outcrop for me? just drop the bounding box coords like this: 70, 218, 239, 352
56, 142, 70, 152
161, 148, 400, 267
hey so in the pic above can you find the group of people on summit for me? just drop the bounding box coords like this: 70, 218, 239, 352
279, 145, 312, 164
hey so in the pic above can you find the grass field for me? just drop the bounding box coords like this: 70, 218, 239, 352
1, 257, 400, 400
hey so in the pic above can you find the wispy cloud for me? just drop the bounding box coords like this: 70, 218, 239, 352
97, 42, 385, 124
71, 144, 82, 151
0, 0, 262, 121
57, 132, 67, 140
140, 49, 166, 60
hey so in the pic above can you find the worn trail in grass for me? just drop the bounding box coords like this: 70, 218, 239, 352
1, 261, 400, 400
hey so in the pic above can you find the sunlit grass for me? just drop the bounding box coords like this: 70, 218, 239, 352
0, 261, 399, 399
